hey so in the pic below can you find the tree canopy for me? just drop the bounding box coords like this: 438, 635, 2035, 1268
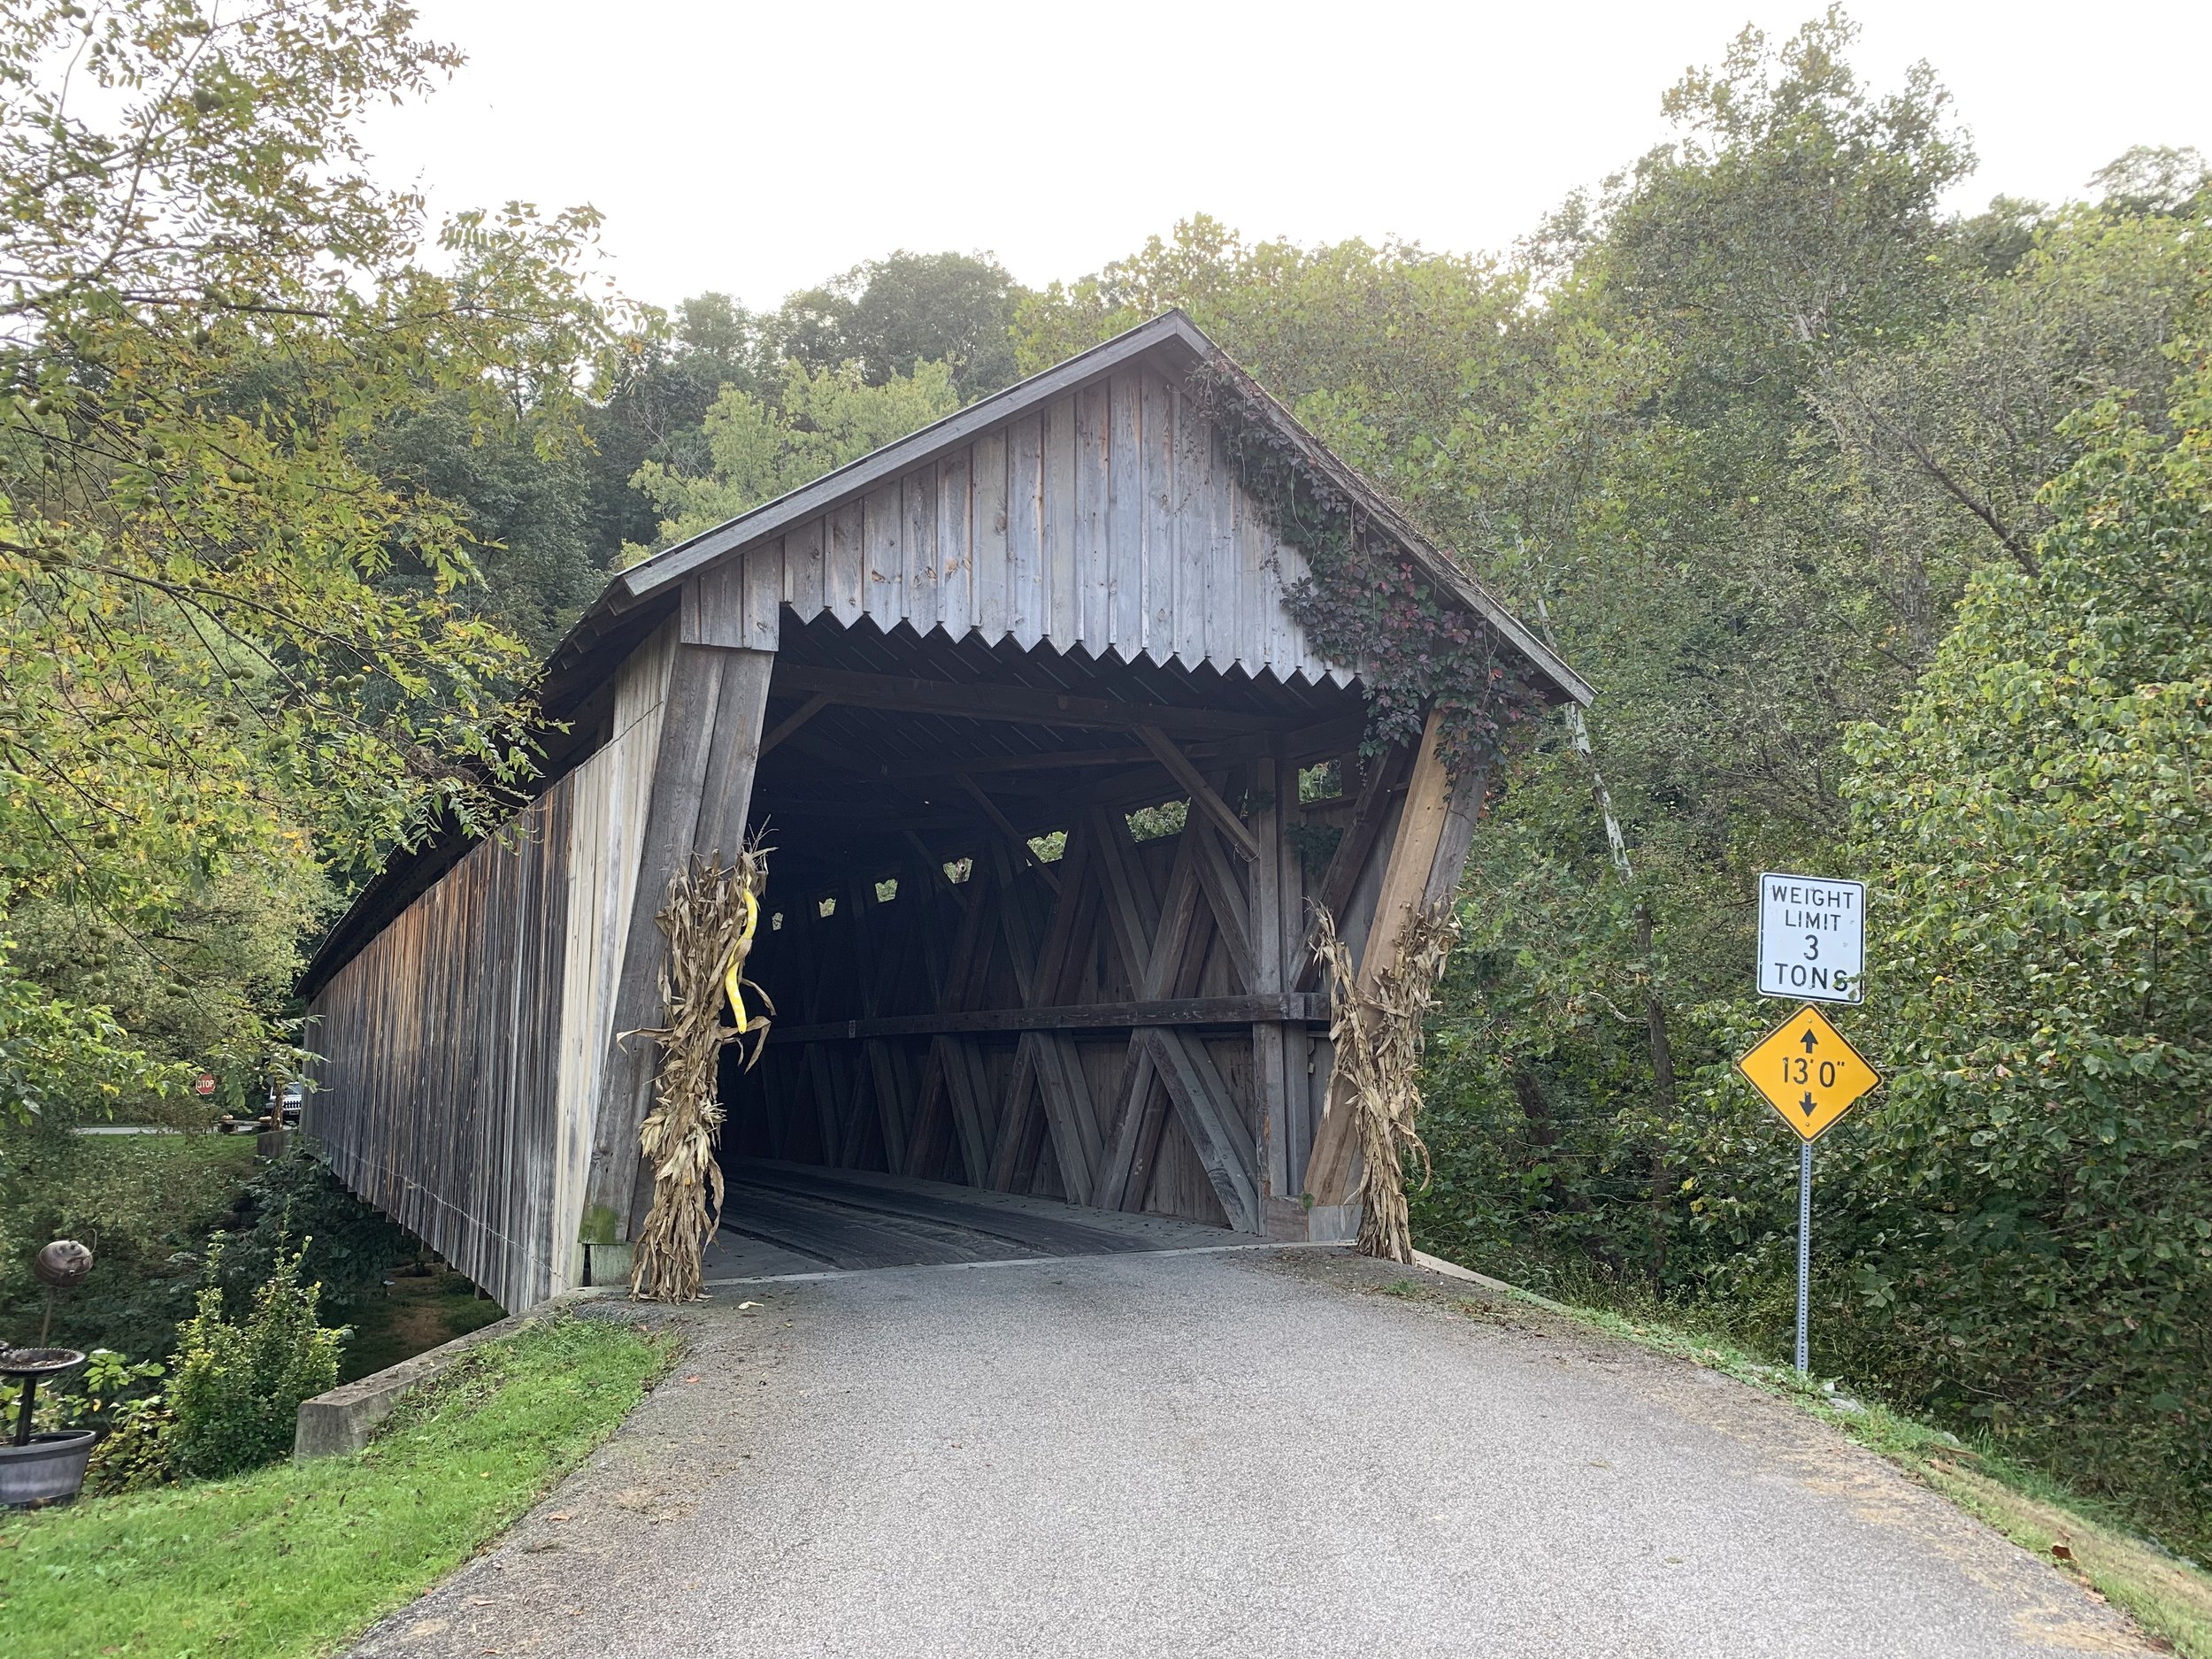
0, 0, 626, 1112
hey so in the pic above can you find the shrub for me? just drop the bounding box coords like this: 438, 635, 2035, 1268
219, 1147, 414, 1315
1837, 358, 2212, 1551
168, 1240, 344, 1479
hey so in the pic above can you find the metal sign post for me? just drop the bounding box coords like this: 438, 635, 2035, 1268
1796, 1142, 1812, 1373
1749, 873, 1873, 1375
1738, 998, 1882, 1377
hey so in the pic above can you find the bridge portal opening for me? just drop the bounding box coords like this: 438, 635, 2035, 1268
709, 608, 1378, 1270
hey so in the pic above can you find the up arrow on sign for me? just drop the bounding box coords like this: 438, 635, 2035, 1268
1756, 872, 1865, 1004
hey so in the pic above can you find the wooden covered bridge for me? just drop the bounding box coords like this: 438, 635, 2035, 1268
299, 313, 1592, 1310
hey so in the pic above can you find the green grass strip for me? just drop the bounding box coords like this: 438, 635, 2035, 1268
0, 1312, 675, 1659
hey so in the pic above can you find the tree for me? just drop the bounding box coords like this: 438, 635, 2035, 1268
367, 392, 602, 655
772, 251, 1025, 400
1839, 352, 2212, 1541
628, 357, 960, 551
0, 0, 628, 1108
582, 293, 765, 564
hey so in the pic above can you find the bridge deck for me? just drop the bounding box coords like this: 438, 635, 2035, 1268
703, 1160, 1236, 1279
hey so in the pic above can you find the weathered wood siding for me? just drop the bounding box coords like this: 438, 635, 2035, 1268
304, 781, 577, 1312
548, 622, 677, 1289
306, 625, 679, 1308
686, 366, 1352, 687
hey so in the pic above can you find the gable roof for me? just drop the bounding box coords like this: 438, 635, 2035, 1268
545, 311, 1592, 708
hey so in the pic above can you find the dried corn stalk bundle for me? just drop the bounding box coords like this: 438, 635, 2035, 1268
1311, 900, 1461, 1264
630, 840, 774, 1302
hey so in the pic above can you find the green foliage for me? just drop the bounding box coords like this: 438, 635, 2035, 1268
364, 392, 604, 656
773, 250, 1025, 398
583, 292, 769, 560
1009, 9, 2212, 1561
0, 1131, 257, 1361
0, 1316, 672, 1659
4, 861, 326, 1109
0, 934, 180, 1128
1831, 356, 2212, 1543
1127, 800, 1187, 842
1195, 362, 1551, 772
0, 1345, 165, 1440
629, 357, 962, 552
167, 1240, 342, 1479
218, 1147, 417, 1317
0, 0, 638, 1108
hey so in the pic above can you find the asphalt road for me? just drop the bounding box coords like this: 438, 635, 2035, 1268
351, 1247, 2154, 1659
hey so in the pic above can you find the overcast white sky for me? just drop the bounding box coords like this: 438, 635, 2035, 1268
358, 0, 2212, 311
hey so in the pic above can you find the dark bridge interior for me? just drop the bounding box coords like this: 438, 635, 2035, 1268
710, 609, 1377, 1262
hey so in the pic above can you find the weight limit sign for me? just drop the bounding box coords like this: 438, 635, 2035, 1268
1756, 872, 1864, 1004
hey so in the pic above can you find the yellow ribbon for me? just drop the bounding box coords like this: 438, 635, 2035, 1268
725, 888, 758, 1027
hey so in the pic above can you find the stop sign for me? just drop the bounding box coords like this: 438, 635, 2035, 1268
194, 1073, 216, 1096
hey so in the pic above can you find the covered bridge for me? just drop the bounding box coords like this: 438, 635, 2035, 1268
299, 312, 1592, 1310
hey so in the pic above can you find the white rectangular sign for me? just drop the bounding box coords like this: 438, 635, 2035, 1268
1757, 872, 1864, 1003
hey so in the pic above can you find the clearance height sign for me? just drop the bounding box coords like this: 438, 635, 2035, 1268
1736, 1003, 1881, 1142
1756, 872, 1864, 1004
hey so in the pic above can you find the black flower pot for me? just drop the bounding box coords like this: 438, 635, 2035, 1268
0, 1429, 96, 1507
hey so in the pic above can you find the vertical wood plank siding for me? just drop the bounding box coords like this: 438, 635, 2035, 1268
305, 628, 676, 1310
718, 368, 1352, 687
305, 780, 576, 1312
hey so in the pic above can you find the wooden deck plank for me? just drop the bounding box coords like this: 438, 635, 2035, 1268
718, 1185, 1029, 1271
727, 1162, 1193, 1257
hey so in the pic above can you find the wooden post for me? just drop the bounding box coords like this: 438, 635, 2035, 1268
1300, 708, 1486, 1212
1248, 750, 1294, 1219
579, 642, 775, 1251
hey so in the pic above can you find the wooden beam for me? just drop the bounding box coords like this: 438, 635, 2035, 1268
1084, 807, 1159, 990
986, 1038, 1044, 1192
1134, 724, 1262, 861
956, 774, 1062, 893
758, 693, 829, 756
1248, 749, 1294, 1205
882, 746, 1156, 779
770, 663, 1292, 740
1093, 812, 1211, 1210
1423, 761, 1492, 911
679, 563, 746, 648
1033, 1033, 1102, 1203
1294, 741, 1412, 994
580, 645, 775, 1243
938, 1036, 995, 1186
1301, 706, 1460, 1209
768, 993, 1326, 1044
1140, 1026, 1260, 1233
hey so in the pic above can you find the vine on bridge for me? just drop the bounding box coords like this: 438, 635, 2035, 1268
1187, 361, 1548, 780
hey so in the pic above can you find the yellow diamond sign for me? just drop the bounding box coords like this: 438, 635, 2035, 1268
1737, 1003, 1882, 1142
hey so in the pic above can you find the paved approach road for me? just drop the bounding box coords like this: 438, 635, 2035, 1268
355, 1248, 2152, 1659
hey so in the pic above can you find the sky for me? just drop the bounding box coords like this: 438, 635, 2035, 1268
358, 0, 2212, 312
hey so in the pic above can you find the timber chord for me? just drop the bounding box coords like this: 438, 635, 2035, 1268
767, 993, 1328, 1044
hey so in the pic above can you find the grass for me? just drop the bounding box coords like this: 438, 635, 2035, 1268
0, 1312, 677, 1659
1411, 1252, 2212, 1658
